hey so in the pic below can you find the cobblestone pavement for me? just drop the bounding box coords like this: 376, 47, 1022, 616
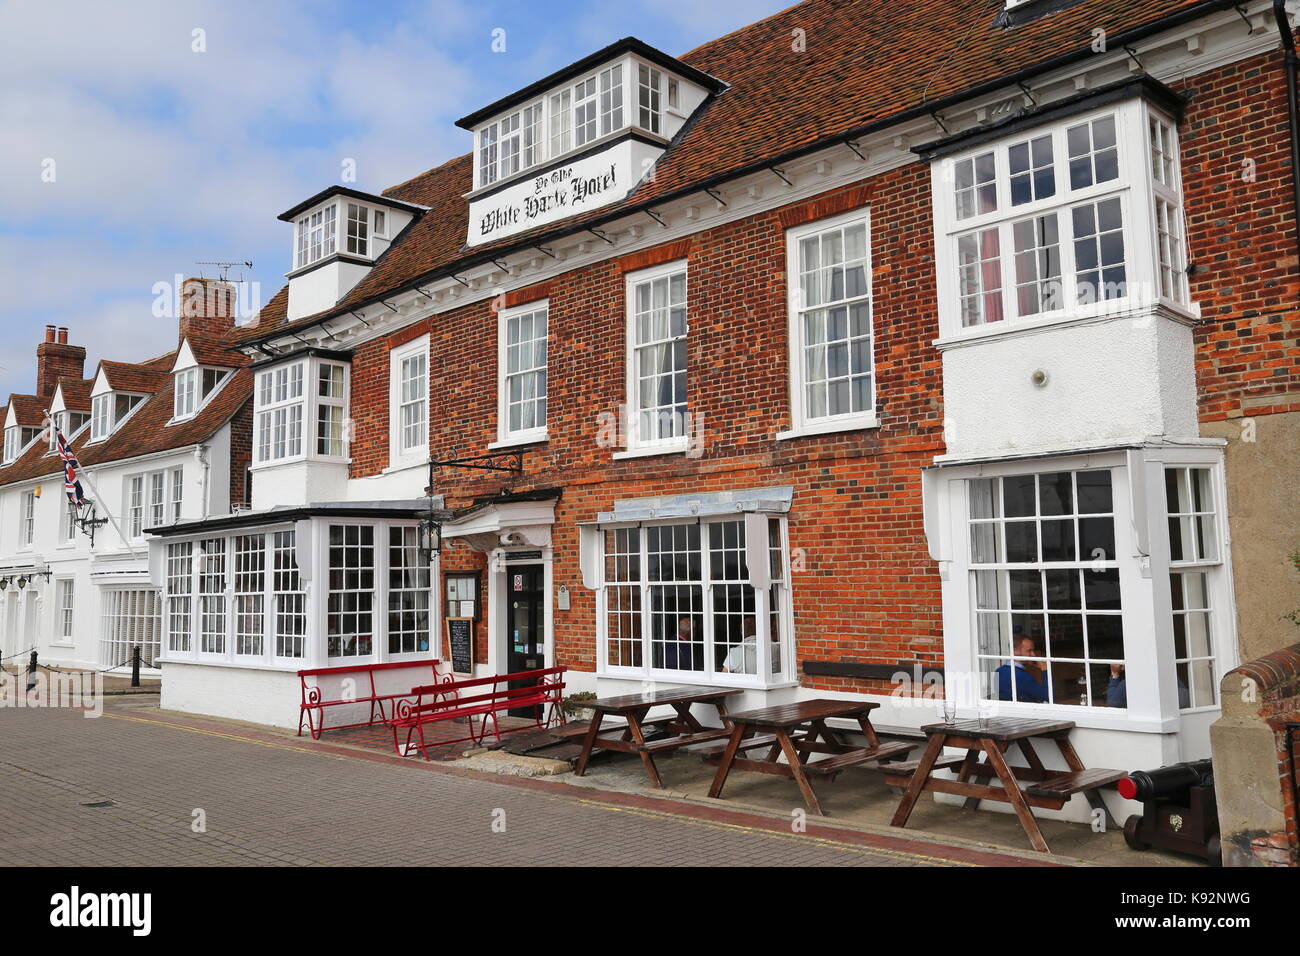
0, 698, 1058, 867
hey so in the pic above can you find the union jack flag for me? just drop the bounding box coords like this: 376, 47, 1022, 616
55, 430, 84, 507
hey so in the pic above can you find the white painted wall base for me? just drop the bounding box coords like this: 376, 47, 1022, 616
161, 661, 301, 729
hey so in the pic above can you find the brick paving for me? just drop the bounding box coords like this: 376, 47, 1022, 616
0, 697, 1059, 867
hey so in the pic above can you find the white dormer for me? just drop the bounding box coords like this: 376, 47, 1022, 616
3, 404, 44, 465
457, 37, 723, 246
279, 187, 424, 322
89, 369, 145, 444
46, 385, 91, 452
170, 340, 233, 423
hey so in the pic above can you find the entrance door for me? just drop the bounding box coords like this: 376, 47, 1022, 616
506, 565, 545, 718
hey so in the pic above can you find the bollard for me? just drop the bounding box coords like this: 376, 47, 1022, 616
26, 649, 37, 692
131, 645, 141, 688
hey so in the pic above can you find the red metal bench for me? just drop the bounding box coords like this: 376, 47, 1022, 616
297, 660, 453, 739
390, 666, 567, 759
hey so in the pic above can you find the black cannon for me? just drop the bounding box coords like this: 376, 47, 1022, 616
1119, 759, 1220, 865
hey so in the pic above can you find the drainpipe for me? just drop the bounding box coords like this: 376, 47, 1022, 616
194, 445, 211, 520
1273, 0, 1300, 289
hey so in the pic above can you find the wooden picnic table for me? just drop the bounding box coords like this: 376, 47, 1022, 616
705, 699, 916, 816
571, 685, 742, 788
886, 716, 1124, 854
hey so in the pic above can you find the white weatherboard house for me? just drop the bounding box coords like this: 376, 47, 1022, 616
0, 281, 251, 677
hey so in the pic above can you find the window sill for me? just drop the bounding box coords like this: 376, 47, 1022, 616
380, 459, 427, 477
488, 431, 548, 450
933, 299, 1200, 351
777, 415, 878, 441
595, 668, 799, 691
612, 442, 689, 461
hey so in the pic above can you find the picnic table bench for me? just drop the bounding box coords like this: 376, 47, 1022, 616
297, 659, 452, 739
706, 699, 916, 816
887, 716, 1124, 854
391, 666, 566, 760
572, 686, 742, 788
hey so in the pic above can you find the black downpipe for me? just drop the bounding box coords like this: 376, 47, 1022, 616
1273, 0, 1300, 289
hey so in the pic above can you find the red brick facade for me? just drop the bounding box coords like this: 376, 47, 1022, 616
331, 49, 1299, 694
1179, 50, 1300, 421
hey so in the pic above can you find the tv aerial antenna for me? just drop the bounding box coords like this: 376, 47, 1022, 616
195, 260, 254, 282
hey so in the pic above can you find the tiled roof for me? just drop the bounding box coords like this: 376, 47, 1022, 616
98, 359, 172, 394
185, 335, 253, 369
6, 395, 47, 427
0, 368, 252, 487
55, 379, 93, 413
240, 0, 1219, 344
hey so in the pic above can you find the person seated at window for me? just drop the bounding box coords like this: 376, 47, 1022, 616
1106, 664, 1189, 708
995, 636, 1050, 703
722, 620, 758, 675
662, 615, 697, 670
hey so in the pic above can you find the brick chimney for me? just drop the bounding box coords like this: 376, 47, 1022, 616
36, 325, 86, 399
178, 277, 237, 343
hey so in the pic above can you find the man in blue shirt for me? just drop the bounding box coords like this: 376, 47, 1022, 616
995, 636, 1051, 703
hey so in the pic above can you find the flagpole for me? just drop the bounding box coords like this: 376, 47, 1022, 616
46, 412, 139, 558
76, 467, 139, 557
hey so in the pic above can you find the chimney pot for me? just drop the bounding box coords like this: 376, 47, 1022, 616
57, 327, 68, 344
44, 325, 56, 343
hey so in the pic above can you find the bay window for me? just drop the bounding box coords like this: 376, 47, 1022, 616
346, 202, 370, 256
1165, 466, 1222, 710
159, 520, 430, 669
327, 524, 374, 659
498, 301, 548, 443
198, 539, 226, 655
968, 469, 1125, 707
255, 357, 348, 466
295, 205, 336, 269
932, 90, 1190, 337
784, 207, 875, 436
637, 64, 664, 134
626, 261, 688, 452
596, 517, 792, 685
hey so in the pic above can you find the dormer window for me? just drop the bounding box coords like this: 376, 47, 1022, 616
173, 367, 232, 422
295, 205, 337, 269
637, 64, 663, 134
345, 203, 371, 257
479, 102, 543, 187
91, 392, 143, 443
3, 426, 41, 464
47, 410, 90, 451
459, 40, 724, 242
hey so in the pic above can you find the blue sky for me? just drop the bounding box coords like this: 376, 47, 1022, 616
0, 0, 790, 398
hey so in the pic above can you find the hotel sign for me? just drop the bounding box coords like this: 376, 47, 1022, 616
466, 138, 655, 247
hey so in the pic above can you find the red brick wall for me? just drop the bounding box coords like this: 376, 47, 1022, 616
227, 398, 253, 510
1179, 50, 1300, 422
349, 171, 945, 691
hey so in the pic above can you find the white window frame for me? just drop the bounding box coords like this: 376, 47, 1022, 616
294, 204, 337, 270
314, 361, 350, 460
930, 98, 1195, 345
124, 466, 183, 539
389, 335, 429, 468
495, 300, 549, 446
254, 361, 306, 465
781, 206, 877, 439
89, 391, 144, 444
172, 366, 232, 424
19, 490, 36, 549
594, 516, 794, 688
622, 260, 690, 456
55, 578, 76, 644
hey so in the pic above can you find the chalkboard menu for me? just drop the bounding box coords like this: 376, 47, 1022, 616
446, 618, 474, 675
